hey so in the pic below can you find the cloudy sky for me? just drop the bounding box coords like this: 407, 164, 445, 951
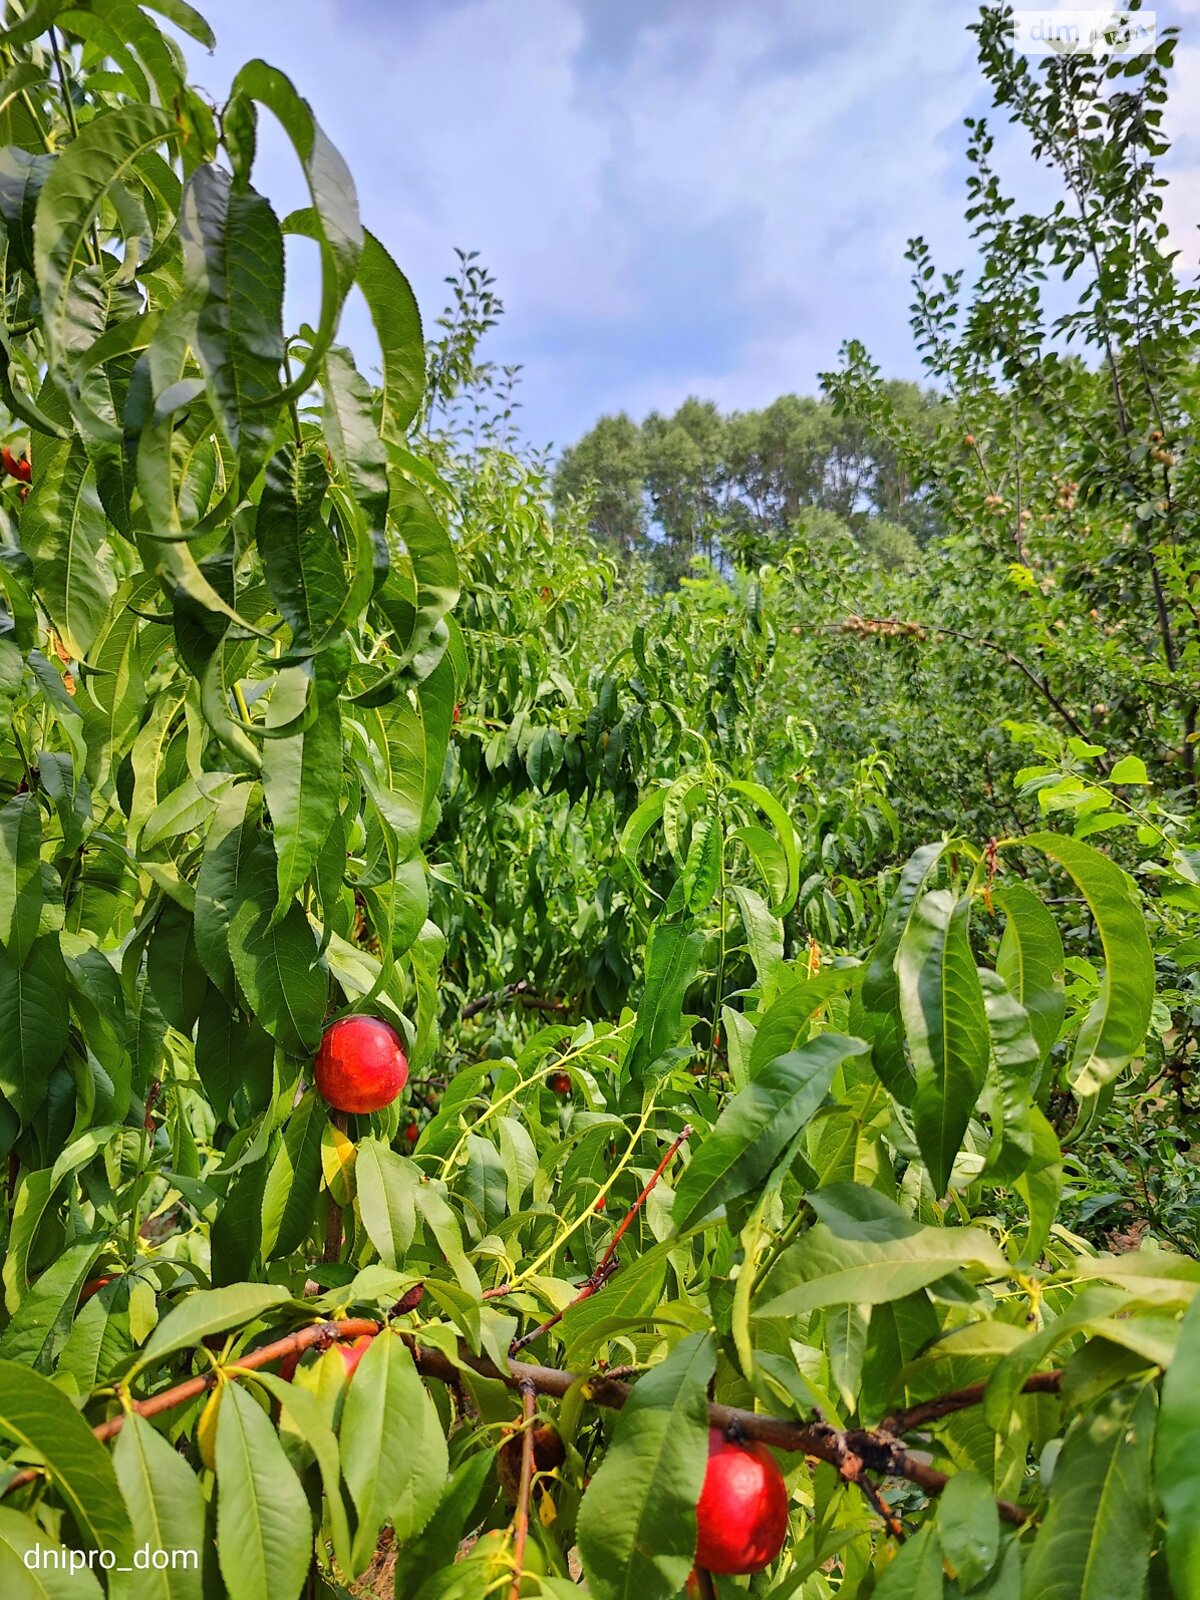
183, 1, 1200, 454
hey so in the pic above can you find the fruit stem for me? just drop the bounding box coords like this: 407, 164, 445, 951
322, 1110, 348, 1263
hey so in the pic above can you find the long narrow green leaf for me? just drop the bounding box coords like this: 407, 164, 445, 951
262, 666, 342, 908
0, 1239, 103, 1369
112, 1413, 206, 1600
0, 792, 42, 962
322, 342, 389, 584
357, 228, 424, 437
757, 1209, 1005, 1319
727, 778, 800, 913
1019, 833, 1152, 1096
377, 477, 459, 670
355, 1135, 418, 1268
260, 1089, 324, 1258
897, 890, 989, 1195
1020, 1384, 1156, 1600
215, 1380, 312, 1600
231, 61, 361, 396
978, 968, 1038, 1184
623, 919, 703, 1082
0, 1503, 105, 1594
0, 936, 69, 1121
132, 1284, 290, 1374
256, 445, 342, 653
180, 164, 285, 489
994, 883, 1065, 1072
226, 838, 328, 1054
1157, 1288, 1200, 1597
33, 103, 176, 374
247, 1371, 354, 1576
339, 1333, 447, 1574
20, 435, 114, 657
0, 1360, 133, 1561
193, 783, 259, 1000
673, 1034, 869, 1231
862, 840, 946, 1014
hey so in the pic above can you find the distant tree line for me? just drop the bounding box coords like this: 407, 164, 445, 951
552, 384, 946, 583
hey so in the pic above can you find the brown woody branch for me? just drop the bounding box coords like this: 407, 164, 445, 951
882, 1370, 1063, 1436
855, 1472, 907, 1541
461, 982, 568, 1021
598, 1126, 691, 1271
4, 1318, 1053, 1528
508, 1258, 619, 1356
1, 1317, 383, 1492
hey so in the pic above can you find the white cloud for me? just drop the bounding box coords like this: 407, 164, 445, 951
189, 0, 1200, 447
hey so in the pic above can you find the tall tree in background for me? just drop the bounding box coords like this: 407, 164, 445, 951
554, 383, 944, 581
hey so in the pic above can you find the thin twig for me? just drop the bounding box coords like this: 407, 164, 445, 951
805, 617, 1088, 739
599, 1125, 692, 1271
508, 1258, 620, 1356
508, 1383, 537, 1600
462, 981, 568, 1021
882, 1370, 1063, 1436
856, 1472, 906, 1540
508, 1125, 692, 1355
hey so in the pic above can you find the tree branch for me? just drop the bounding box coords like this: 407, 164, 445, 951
819, 617, 1088, 739
881, 1370, 1063, 1436
461, 981, 568, 1021
0, 1316, 1058, 1530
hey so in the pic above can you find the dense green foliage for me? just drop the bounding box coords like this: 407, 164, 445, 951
0, 3, 1195, 1599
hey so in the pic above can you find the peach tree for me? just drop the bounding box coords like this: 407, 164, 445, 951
0, 6, 1196, 1600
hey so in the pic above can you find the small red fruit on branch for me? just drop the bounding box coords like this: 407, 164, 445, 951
404, 1122, 419, 1145
1, 446, 31, 483
314, 1015, 408, 1113
547, 1071, 571, 1094
278, 1331, 374, 1386
78, 1275, 114, 1306
338, 1333, 374, 1381
695, 1427, 789, 1575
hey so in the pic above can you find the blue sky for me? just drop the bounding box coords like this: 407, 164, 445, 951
185, 0, 1200, 455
